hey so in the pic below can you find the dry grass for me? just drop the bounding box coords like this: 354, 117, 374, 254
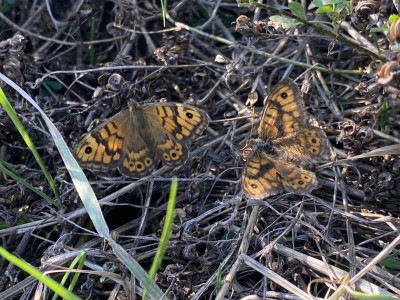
0, 0, 400, 299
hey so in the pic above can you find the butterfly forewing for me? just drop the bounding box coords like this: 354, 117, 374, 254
273, 157, 318, 194
258, 78, 306, 141
142, 102, 206, 166
261, 79, 332, 164
242, 151, 319, 199
74, 110, 131, 171
142, 103, 209, 142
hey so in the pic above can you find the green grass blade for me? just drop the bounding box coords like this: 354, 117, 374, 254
160, 0, 167, 27
0, 88, 59, 201
52, 251, 87, 300
143, 177, 178, 300
379, 99, 389, 132
0, 160, 61, 208
110, 240, 168, 299
0, 246, 81, 300
216, 264, 222, 294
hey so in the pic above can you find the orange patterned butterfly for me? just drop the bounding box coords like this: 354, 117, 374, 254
74, 101, 209, 177
242, 79, 332, 199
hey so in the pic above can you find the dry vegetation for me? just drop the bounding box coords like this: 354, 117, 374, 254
1, 0, 400, 299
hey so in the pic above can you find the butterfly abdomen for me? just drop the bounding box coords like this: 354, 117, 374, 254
254, 139, 276, 156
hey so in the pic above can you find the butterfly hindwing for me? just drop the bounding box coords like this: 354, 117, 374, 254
154, 133, 189, 166
242, 150, 284, 199
272, 125, 332, 165
242, 150, 318, 199
274, 157, 318, 194
118, 131, 157, 177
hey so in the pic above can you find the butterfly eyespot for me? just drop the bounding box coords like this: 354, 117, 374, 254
281, 92, 288, 98
298, 180, 304, 186
145, 158, 152, 166
163, 153, 170, 161
136, 163, 143, 170
311, 138, 317, 144
84, 146, 93, 154
251, 183, 258, 189
171, 152, 177, 158
186, 112, 194, 119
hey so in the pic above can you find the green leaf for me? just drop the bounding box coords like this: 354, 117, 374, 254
237, 0, 254, 7
44, 80, 64, 91
379, 257, 400, 269
160, 0, 167, 27
313, 0, 347, 8
289, 2, 307, 20
312, 0, 324, 7
348, 290, 400, 299
269, 15, 301, 29
316, 6, 334, 13
370, 25, 387, 33
53, 251, 87, 300
389, 14, 400, 24
334, 2, 348, 13
319, 0, 345, 4
216, 264, 222, 293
